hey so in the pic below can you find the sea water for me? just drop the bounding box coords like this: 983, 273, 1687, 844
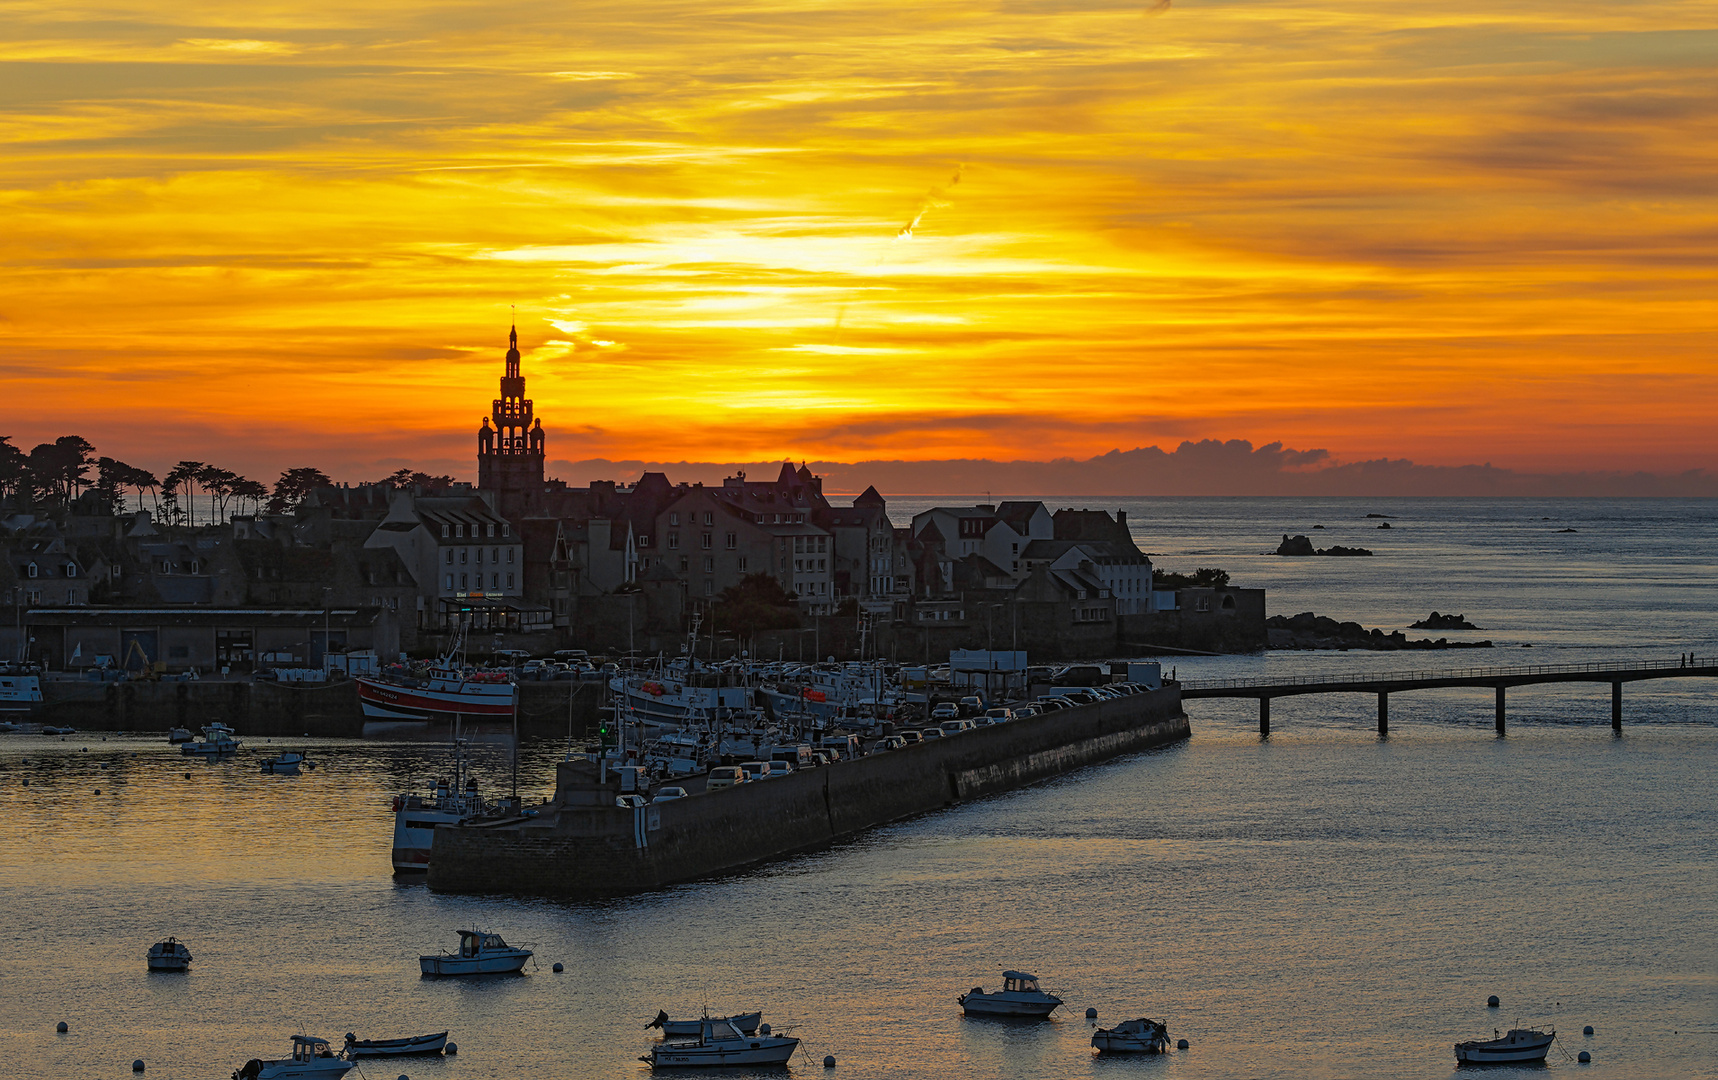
1, 497, 1714, 1079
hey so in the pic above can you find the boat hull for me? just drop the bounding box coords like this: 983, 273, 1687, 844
419, 951, 531, 976
646, 1038, 798, 1067
345, 1033, 447, 1057
959, 991, 1063, 1018
251, 1060, 354, 1079
146, 958, 191, 972
357, 677, 516, 722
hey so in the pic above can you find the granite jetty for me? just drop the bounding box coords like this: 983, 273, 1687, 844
426, 685, 1187, 897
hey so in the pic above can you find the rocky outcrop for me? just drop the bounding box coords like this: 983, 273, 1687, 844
1410, 611, 1479, 630
1275, 534, 1373, 556
1267, 612, 1492, 651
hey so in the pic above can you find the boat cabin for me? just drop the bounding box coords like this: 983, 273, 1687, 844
1002, 970, 1041, 993
291, 1036, 336, 1062
457, 930, 508, 956
698, 1020, 746, 1042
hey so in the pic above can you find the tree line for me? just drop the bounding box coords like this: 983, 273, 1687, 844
0, 435, 457, 526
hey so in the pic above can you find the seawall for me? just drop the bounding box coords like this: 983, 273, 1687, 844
426, 686, 1187, 898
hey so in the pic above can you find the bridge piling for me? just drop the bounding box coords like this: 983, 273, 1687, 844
1377, 692, 1388, 735
1612, 682, 1622, 731
1259, 696, 1270, 737
1495, 686, 1506, 735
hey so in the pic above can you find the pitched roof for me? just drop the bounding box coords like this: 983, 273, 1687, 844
853, 485, 885, 507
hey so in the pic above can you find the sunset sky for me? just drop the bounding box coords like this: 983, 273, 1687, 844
3, 0, 1716, 487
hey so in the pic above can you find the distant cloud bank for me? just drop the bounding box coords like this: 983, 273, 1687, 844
550, 440, 1718, 498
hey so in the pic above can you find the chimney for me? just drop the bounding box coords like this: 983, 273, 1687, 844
1117, 511, 1126, 526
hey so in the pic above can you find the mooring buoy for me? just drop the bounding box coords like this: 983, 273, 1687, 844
759, 1023, 771, 1035
1085, 1007, 1098, 1019
57, 1022, 68, 1033
133, 1059, 145, 1072
1487, 995, 1500, 1007
552, 962, 563, 973
1584, 1025, 1594, 1035
1177, 1039, 1189, 1049
1578, 1051, 1591, 1063
444, 1042, 457, 1055
823, 1055, 836, 1068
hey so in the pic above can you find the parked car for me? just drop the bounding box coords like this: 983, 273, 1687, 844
615, 794, 647, 809
652, 786, 688, 803
707, 766, 748, 790
738, 761, 778, 781
930, 702, 959, 720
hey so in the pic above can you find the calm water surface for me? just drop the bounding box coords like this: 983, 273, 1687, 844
2, 498, 1715, 1079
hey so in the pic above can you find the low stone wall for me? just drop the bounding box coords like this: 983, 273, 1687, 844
427, 687, 1188, 897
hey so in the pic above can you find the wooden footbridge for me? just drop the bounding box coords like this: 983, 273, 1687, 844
1179, 656, 1715, 735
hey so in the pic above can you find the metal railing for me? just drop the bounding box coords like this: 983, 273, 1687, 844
1180, 656, 1712, 692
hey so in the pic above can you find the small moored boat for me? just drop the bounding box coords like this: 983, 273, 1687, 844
958, 970, 1063, 1017
167, 727, 194, 743
641, 1017, 799, 1068
261, 751, 310, 775
648, 1009, 762, 1037
146, 937, 193, 972
1454, 1026, 1556, 1064
1092, 1017, 1170, 1053
231, 1035, 354, 1079
343, 1031, 448, 1057
419, 928, 532, 976
183, 722, 241, 756
42, 725, 76, 736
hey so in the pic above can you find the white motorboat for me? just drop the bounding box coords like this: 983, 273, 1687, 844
145, 937, 193, 972
167, 726, 194, 743
1454, 1026, 1556, 1063
641, 1018, 799, 1068
1092, 1017, 1170, 1053
0, 664, 43, 715
390, 738, 490, 872
959, 970, 1064, 1017
260, 751, 310, 774
343, 1031, 448, 1057
182, 722, 241, 756
648, 1009, 763, 1037
231, 1036, 354, 1079
419, 928, 532, 976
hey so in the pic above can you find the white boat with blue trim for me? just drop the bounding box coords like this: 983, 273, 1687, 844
1454, 1026, 1556, 1063
642, 1017, 798, 1068
419, 928, 531, 976
959, 970, 1063, 1017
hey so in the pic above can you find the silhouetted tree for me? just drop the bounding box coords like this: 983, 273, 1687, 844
163, 461, 207, 525
380, 468, 456, 493
267, 467, 332, 514
0, 437, 26, 501
26, 436, 95, 504
230, 477, 269, 515
712, 573, 803, 638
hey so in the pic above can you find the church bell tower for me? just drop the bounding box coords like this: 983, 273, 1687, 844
477, 323, 546, 514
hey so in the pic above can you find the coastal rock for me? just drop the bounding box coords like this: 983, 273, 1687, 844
1267, 613, 1492, 651
1376, 522, 1392, 529
1275, 534, 1373, 557
1410, 611, 1479, 630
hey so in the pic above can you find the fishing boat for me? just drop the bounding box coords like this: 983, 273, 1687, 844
1092, 1017, 1171, 1053
648, 1010, 763, 1037
342, 1031, 448, 1057
145, 937, 193, 972
641, 1018, 799, 1068
1454, 1026, 1556, 1064
419, 928, 532, 976
355, 626, 516, 723
182, 722, 240, 756
958, 971, 1064, 1017
0, 663, 43, 715
390, 738, 490, 872
260, 751, 310, 775
231, 1036, 354, 1079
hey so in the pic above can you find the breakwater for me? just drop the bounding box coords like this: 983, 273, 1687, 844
427, 686, 1187, 897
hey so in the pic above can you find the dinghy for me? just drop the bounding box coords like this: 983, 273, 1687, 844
648, 1010, 762, 1037
343, 1031, 448, 1057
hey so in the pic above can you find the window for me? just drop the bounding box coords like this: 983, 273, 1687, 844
725, 532, 736, 550
65, 563, 76, 577
701, 532, 711, 549
795, 559, 803, 572
507, 548, 514, 563
492, 547, 499, 562
702, 556, 713, 573
508, 573, 515, 588
459, 549, 468, 564
456, 523, 465, 537
639, 535, 650, 548
460, 573, 468, 589
502, 523, 510, 537
738, 557, 748, 572
668, 532, 679, 550
486, 523, 495, 537
817, 536, 826, 553
703, 512, 713, 526
679, 556, 689, 572
704, 580, 714, 595
819, 559, 826, 571
670, 512, 679, 526
26, 563, 37, 578
441, 523, 450, 538
492, 573, 500, 589
446, 549, 454, 565
794, 537, 804, 554
475, 548, 483, 564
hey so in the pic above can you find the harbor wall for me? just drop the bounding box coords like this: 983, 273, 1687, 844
426, 686, 1187, 897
